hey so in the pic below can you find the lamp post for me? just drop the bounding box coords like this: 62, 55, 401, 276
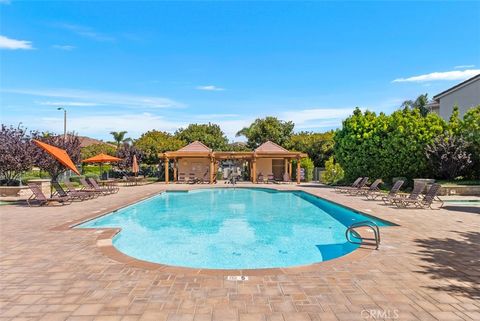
57, 107, 67, 140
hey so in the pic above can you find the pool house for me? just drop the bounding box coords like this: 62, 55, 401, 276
160, 141, 308, 184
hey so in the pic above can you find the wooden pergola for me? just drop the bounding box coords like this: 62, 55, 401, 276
159, 141, 307, 184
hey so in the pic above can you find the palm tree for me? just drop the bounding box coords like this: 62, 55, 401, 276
400, 93, 430, 117
110, 131, 128, 148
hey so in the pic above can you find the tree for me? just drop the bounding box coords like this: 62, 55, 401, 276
135, 130, 185, 164
116, 142, 144, 171
425, 133, 472, 179
0, 125, 35, 186
236, 117, 294, 149
287, 131, 334, 167
81, 143, 117, 160
321, 156, 345, 184
291, 157, 315, 182
227, 142, 250, 152
400, 93, 430, 117
175, 123, 228, 151
110, 131, 129, 148
448, 105, 462, 136
460, 105, 480, 178
334, 107, 446, 181
31, 132, 82, 181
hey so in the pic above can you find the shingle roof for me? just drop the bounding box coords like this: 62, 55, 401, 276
255, 141, 289, 153
64, 135, 115, 148
433, 74, 480, 101
177, 141, 212, 152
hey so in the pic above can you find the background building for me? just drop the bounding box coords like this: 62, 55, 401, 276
427, 74, 480, 120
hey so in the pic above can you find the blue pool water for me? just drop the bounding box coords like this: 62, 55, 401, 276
77, 188, 392, 269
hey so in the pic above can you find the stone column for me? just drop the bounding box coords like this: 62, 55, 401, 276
210, 157, 215, 184
164, 158, 169, 184
173, 159, 177, 183
296, 157, 301, 184
252, 157, 257, 183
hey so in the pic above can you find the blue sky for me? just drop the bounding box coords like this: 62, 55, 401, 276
1, 1, 479, 141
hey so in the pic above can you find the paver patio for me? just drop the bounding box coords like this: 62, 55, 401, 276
1, 183, 479, 321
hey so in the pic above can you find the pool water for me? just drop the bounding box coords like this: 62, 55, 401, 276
77, 188, 392, 269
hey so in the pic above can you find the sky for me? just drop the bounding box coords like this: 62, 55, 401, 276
1, 0, 479, 142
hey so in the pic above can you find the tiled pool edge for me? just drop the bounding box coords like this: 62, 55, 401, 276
53, 185, 395, 276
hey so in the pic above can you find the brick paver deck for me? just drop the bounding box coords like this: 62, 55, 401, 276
1, 183, 479, 321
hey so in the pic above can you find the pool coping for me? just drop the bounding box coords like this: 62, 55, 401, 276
53, 186, 394, 276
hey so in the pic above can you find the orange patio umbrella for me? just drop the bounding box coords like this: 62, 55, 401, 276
132, 154, 139, 176
82, 153, 122, 179
82, 153, 122, 163
32, 139, 81, 175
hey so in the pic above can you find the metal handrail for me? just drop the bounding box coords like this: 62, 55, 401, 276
346, 221, 380, 249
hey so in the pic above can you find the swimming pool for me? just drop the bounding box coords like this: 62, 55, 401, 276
77, 188, 393, 269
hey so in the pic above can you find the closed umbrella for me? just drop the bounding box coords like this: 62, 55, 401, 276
132, 154, 139, 176
33, 139, 80, 175
82, 153, 122, 179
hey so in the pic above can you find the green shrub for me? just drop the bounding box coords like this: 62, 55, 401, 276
292, 157, 314, 182
321, 156, 345, 184
69, 174, 99, 184
334, 107, 446, 181
81, 164, 111, 176
460, 106, 480, 178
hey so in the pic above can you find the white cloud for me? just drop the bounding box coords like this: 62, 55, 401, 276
393, 69, 480, 83
3, 88, 183, 109
196, 85, 225, 91
194, 113, 240, 119
58, 23, 115, 42
39, 113, 186, 138
454, 65, 475, 69
38, 101, 100, 107
0, 35, 34, 50
52, 44, 76, 51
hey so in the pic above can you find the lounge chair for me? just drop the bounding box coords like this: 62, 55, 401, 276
177, 172, 186, 183
227, 173, 238, 185
334, 177, 362, 192
267, 173, 277, 184
102, 178, 120, 193
126, 176, 140, 186
393, 183, 443, 209
79, 178, 105, 196
65, 181, 98, 199
257, 173, 264, 183
188, 173, 197, 184
350, 178, 382, 196
388, 182, 426, 206
367, 180, 404, 200
196, 170, 210, 184
52, 180, 90, 201
338, 177, 369, 193
86, 178, 115, 195
27, 183, 71, 206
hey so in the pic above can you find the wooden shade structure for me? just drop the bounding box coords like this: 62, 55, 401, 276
32, 139, 80, 175
159, 141, 307, 184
